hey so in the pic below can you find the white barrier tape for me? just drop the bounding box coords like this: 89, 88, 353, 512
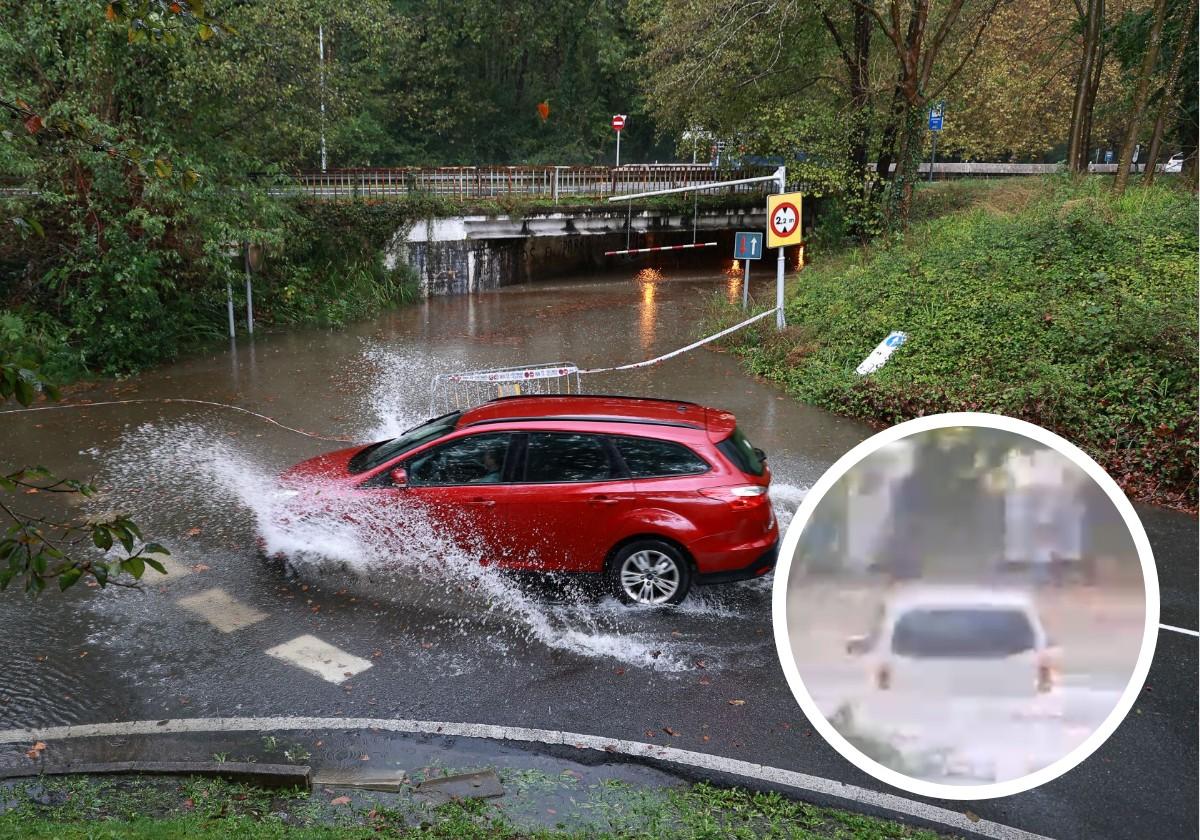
580, 308, 779, 374
0, 398, 353, 443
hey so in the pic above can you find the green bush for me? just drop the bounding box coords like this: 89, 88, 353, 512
725, 177, 1198, 507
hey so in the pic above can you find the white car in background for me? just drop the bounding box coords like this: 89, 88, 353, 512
846, 586, 1059, 698
1163, 153, 1184, 173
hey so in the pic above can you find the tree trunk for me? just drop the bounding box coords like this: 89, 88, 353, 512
1067, 0, 1104, 172
1114, 0, 1169, 194
1142, 0, 1198, 185
1080, 41, 1105, 168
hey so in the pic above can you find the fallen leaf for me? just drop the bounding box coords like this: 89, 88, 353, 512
702, 735, 710, 742
25, 741, 46, 759
728, 699, 746, 706
191, 564, 210, 573
182, 798, 195, 810
330, 795, 351, 806
663, 727, 680, 736
185, 527, 202, 537
964, 810, 981, 823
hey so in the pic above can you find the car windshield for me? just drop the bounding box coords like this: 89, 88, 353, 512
717, 427, 765, 476
891, 607, 1037, 659
347, 411, 462, 475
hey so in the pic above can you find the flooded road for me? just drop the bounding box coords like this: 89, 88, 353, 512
0, 263, 1195, 840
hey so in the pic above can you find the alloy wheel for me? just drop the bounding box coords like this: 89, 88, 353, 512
619, 549, 681, 605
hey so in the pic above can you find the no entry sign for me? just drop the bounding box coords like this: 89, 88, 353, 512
766, 192, 803, 248
611, 114, 626, 132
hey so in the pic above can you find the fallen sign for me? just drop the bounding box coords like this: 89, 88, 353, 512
856, 331, 908, 375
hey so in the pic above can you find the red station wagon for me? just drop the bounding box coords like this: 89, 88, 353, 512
278, 395, 779, 605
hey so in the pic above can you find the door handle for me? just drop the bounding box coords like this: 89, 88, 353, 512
588, 495, 621, 505
467, 498, 496, 507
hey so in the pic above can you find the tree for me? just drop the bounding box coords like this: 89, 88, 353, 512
1067, 0, 1107, 172
858, 0, 1005, 222
1141, 0, 1197, 184
1113, 0, 1168, 193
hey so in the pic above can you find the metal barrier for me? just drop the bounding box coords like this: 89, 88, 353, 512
289, 165, 776, 202
430, 363, 582, 414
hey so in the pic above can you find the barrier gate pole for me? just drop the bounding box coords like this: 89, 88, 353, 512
742, 258, 749, 310
775, 165, 787, 330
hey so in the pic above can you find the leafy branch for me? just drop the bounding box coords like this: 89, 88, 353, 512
0, 363, 167, 594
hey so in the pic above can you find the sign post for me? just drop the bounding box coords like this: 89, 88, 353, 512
734, 232, 763, 310
766, 175, 801, 331
611, 114, 626, 166
928, 101, 944, 182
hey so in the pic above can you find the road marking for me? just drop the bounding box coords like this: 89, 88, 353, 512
1160, 623, 1199, 638
150, 553, 198, 582
264, 636, 372, 684
0, 716, 1049, 840
176, 588, 268, 633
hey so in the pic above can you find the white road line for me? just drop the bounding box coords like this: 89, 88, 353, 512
1159, 623, 1199, 638
0, 716, 1049, 840
176, 588, 268, 634
264, 635, 373, 684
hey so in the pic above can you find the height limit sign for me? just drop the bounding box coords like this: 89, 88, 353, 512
767, 192, 803, 248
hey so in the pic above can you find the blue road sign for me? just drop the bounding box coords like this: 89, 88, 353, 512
928, 101, 945, 132
734, 231, 763, 260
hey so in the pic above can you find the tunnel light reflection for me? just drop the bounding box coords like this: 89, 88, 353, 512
638, 276, 657, 351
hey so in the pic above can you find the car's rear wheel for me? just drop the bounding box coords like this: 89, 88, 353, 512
610, 540, 691, 606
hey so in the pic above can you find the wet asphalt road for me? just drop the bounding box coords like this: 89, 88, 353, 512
0, 267, 1195, 839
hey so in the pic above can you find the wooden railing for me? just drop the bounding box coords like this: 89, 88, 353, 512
286, 165, 776, 201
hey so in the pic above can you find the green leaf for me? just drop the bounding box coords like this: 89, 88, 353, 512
144, 557, 166, 575
198, 23, 214, 41
143, 542, 170, 556
58, 567, 83, 590
154, 157, 173, 179
182, 169, 200, 191
94, 565, 108, 586
14, 376, 34, 407
122, 555, 145, 579
93, 528, 113, 551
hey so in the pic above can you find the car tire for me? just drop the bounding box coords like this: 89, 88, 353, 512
609, 539, 692, 606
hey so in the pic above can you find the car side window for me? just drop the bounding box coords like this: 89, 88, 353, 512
613, 435, 709, 478
522, 433, 615, 483
407, 433, 512, 486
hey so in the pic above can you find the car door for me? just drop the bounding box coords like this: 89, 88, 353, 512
499, 431, 637, 573
392, 432, 517, 565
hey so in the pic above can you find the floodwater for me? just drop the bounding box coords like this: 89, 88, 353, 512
0, 262, 870, 727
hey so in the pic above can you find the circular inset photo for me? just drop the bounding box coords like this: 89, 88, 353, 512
772, 413, 1158, 800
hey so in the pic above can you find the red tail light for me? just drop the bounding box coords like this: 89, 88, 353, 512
698, 485, 769, 509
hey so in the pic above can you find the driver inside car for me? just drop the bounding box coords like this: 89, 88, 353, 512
472, 448, 504, 484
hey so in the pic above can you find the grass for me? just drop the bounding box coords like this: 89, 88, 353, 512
716, 175, 1198, 509
0, 775, 957, 839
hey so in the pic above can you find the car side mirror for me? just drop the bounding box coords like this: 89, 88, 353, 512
754, 447, 767, 462
390, 467, 408, 487
846, 634, 870, 656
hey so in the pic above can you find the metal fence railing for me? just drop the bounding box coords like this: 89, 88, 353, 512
287, 165, 776, 202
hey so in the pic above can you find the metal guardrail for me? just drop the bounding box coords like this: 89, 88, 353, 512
287, 165, 776, 201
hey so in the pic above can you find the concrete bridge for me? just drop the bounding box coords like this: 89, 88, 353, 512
389, 204, 769, 296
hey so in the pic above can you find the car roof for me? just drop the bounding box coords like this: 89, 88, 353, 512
883, 585, 1037, 613
456, 395, 735, 437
